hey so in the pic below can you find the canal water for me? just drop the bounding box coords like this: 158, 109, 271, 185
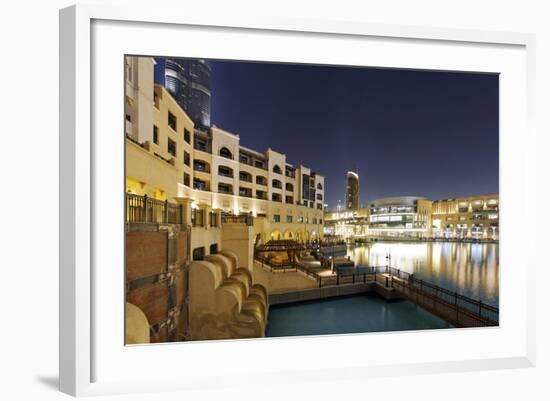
266, 294, 452, 337
331, 242, 499, 307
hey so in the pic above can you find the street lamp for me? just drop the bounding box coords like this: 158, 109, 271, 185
385, 250, 392, 274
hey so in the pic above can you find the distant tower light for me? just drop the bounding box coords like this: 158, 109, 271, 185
346, 171, 360, 210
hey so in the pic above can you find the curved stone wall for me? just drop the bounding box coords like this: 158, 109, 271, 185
125, 302, 150, 344
189, 251, 269, 340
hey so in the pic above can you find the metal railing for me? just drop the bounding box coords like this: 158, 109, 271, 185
255, 256, 322, 283
384, 266, 499, 325
126, 193, 184, 224
221, 214, 254, 226
316, 265, 498, 327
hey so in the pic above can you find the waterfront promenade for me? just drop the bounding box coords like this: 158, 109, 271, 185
266, 266, 498, 328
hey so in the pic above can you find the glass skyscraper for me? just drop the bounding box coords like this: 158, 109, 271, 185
346, 171, 360, 210
155, 58, 212, 130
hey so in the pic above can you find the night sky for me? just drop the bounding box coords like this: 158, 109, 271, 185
194, 60, 498, 210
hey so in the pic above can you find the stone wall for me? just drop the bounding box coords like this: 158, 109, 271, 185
125, 223, 190, 343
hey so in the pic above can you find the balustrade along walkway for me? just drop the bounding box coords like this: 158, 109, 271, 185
275, 264, 500, 328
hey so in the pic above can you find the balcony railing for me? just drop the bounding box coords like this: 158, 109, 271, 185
126, 193, 184, 224
221, 214, 254, 226
218, 186, 233, 194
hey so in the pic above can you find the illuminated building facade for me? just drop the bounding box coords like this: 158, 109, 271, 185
325, 194, 498, 240
367, 196, 432, 239
323, 208, 369, 238
125, 56, 325, 263
431, 195, 499, 239
346, 171, 360, 209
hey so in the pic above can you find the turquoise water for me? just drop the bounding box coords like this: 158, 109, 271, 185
266, 294, 452, 337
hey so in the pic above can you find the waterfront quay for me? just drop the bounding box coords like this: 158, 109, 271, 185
267, 266, 498, 328
255, 238, 499, 332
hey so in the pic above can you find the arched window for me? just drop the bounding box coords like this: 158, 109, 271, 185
219, 147, 233, 159
272, 164, 282, 174
193, 159, 210, 173
272, 179, 282, 189
317, 183, 323, 190
218, 165, 234, 178
239, 171, 252, 182
285, 183, 294, 191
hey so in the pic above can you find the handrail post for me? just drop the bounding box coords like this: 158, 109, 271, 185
143, 194, 149, 223
164, 199, 169, 223
385, 276, 388, 287
336, 273, 339, 286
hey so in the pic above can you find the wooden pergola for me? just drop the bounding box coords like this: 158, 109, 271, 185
254, 240, 307, 263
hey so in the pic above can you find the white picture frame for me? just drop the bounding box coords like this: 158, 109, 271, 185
59, 4, 536, 397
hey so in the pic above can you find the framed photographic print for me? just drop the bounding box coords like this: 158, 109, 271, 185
59, 4, 536, 397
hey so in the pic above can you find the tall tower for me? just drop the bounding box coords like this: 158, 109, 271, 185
156, 58, 212, 130
346, 171, 360, 210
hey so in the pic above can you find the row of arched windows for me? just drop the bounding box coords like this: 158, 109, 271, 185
217, 147, 324, 191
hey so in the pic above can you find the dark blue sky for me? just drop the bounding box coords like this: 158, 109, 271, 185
206, 60, 498, 210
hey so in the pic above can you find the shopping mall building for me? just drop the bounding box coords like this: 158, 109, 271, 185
324, 195, 499, 240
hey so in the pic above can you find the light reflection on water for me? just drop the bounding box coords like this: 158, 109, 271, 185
342, 242, 499, 307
